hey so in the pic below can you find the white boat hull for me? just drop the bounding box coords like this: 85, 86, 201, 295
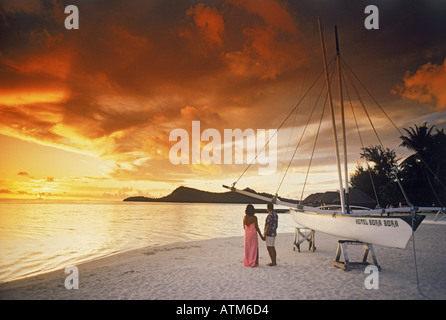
290, 209, 424, 249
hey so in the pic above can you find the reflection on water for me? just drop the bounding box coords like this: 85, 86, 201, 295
0, 200, 295, 283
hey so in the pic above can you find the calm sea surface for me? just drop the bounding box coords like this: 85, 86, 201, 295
0, 200, 295, 283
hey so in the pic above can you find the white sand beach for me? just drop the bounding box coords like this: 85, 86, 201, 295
0, 222, 445, 300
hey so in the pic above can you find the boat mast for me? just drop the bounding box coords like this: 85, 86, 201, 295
318, 18, 346, 213
335, 25, 350, 213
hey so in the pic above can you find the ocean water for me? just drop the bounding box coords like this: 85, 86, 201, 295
0, 200, 295, 283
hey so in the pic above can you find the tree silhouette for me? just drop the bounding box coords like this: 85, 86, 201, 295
399, 123, 446, 206
400, 122, 435, 155
350, 123, 446, 207
350, 145, 399, 207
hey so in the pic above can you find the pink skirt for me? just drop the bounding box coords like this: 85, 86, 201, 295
244, 224, 259, 267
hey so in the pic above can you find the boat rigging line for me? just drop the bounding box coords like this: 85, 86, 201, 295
342, 70, 381, 208
275, 63, 333, 200
231, 66, 330, 189
299, 92, 328, 203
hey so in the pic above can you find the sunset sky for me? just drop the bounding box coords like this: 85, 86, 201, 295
1, 0, 445, 201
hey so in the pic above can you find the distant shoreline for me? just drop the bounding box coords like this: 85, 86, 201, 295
123, 186, 298, 206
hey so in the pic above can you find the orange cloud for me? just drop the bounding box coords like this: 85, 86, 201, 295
0, 0, 309, 185
0, 0, 42, 14
224, 0, 307, 79
2, 47, 72, 80
228, 0, 297, 32
180, 105, 224, 128
186, 4, 225, 46
393, 59, 446, 111
108, 25, 151, 63
17, 171, 32, 178
0, 89, 68, 106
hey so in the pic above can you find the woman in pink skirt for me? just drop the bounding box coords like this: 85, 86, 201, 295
243, 204, 265, 267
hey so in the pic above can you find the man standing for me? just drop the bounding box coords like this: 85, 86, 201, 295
264, 202, 278, 266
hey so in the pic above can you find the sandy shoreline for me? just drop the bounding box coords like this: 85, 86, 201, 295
0, 223, 445, 300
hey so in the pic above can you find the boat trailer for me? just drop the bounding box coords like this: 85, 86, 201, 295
293, 227, 382, 271
293, 227, 316, 252
333, 240, 381, 271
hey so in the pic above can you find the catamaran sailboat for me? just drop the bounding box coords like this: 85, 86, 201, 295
224, 19, 444, 250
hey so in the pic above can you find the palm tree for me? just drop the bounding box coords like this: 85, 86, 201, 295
400, 122, 435, 160
399, 123, 446, 206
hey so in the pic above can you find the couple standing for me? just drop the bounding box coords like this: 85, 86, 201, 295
243, 202, 278, 267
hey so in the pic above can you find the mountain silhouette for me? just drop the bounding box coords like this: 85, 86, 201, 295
123, 186, 272, 204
